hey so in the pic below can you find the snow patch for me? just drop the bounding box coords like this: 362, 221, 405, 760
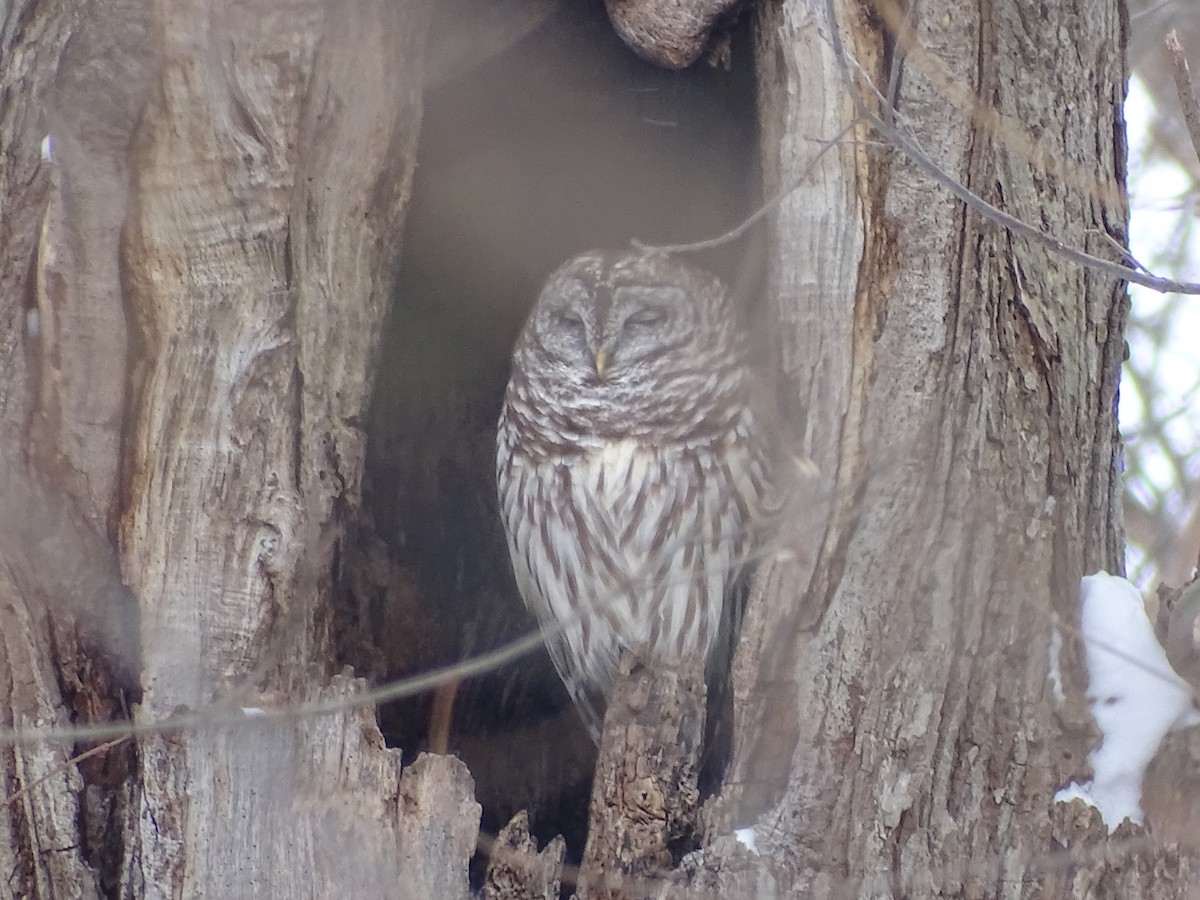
1054, 571, 1200, 830
1048, 626, 1064, 702
734, 827, 758, 853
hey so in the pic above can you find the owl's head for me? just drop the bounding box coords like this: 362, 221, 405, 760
523, 250, 738, 387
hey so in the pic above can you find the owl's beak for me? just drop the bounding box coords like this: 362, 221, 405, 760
594, 349, 608, 380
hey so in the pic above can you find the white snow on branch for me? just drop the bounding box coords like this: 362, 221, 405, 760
1054, 571, 1200, 830
734, 827, 758, 853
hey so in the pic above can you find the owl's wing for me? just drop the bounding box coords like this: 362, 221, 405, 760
505, 511, 611, 742
499, 457, 627, 742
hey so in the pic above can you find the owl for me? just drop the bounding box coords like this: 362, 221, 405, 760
496, 250, 770, 739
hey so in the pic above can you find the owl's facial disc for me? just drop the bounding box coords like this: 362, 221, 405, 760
531, 271, 700, 385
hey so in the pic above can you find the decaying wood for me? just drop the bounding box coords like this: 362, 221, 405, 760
602, 0, 746, 69
119, 0, 431, 712
18, 0, 154, 524
0, 470, 141, 688
576, 656, 705, 900
0, 563, 104, 899
714, 0, 867, 833
0, 1, 154, 894
123, 676, 480, 898
482, 809, 566, 900
1, 0, 483, 893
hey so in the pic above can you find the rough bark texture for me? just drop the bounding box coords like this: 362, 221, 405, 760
0, 1, 154, 895
693, 0, 1193, 895
0, 563, 103, 898
482, 810, 566, 900
124, 679, 480, 899
603, 0, 747, 69
112, 0, 457, 893
577, 659, 706, 900
0, 0, 486, 896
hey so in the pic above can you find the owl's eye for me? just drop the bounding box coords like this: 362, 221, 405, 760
553, 309, 586, 332
625, 308, 666, 329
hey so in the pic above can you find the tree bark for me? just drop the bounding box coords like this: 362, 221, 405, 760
115, 0, 466, 892
482, 810, 566, 900
577, 659, 706, 900
697, 0, 1193, 896
0, 0, 486, 896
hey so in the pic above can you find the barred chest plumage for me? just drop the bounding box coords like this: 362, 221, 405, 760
497, 399, 768, 738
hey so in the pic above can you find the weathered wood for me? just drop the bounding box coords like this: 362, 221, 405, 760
1, 0, 485, 894
483, 809, 566, 900
112, 0, 439, 891
715, 0, 867, 833
0, 563, 103, 899
122, 677, 480, 898
603, 0, 746, 69
0, 1, 153, 895
119, 0, 429, 711
691, 0, 1187, 895
577, 656, 705, 900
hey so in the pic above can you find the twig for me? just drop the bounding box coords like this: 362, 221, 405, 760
1097, 229, 1152, 275
631, 123, 856, 255
4, 737, 129, 806
0, 628, 551, 747
1165, 30, 1200, 169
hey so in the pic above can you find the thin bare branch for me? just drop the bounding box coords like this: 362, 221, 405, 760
631, 123, 855, 255
3, 737, 129, 806
1165, 30, 1200, 168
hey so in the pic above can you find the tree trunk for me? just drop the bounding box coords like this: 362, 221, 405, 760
1, 1, 484, 897
692, 0, 1194, 896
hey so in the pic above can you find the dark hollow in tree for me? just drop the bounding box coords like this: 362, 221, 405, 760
339, 0, 763, 870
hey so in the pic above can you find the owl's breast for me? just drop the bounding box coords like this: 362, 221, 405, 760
579, 438, 661, 516
571, 437, 720, 560
584, 438, 650, 497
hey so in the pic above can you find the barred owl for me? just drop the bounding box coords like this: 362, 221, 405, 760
496, 250, 770, 739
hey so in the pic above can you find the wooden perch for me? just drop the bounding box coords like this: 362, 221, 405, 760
576, 655, 705, 900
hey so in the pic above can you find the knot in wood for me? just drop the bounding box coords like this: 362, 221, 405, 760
624, 775, 667, 820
